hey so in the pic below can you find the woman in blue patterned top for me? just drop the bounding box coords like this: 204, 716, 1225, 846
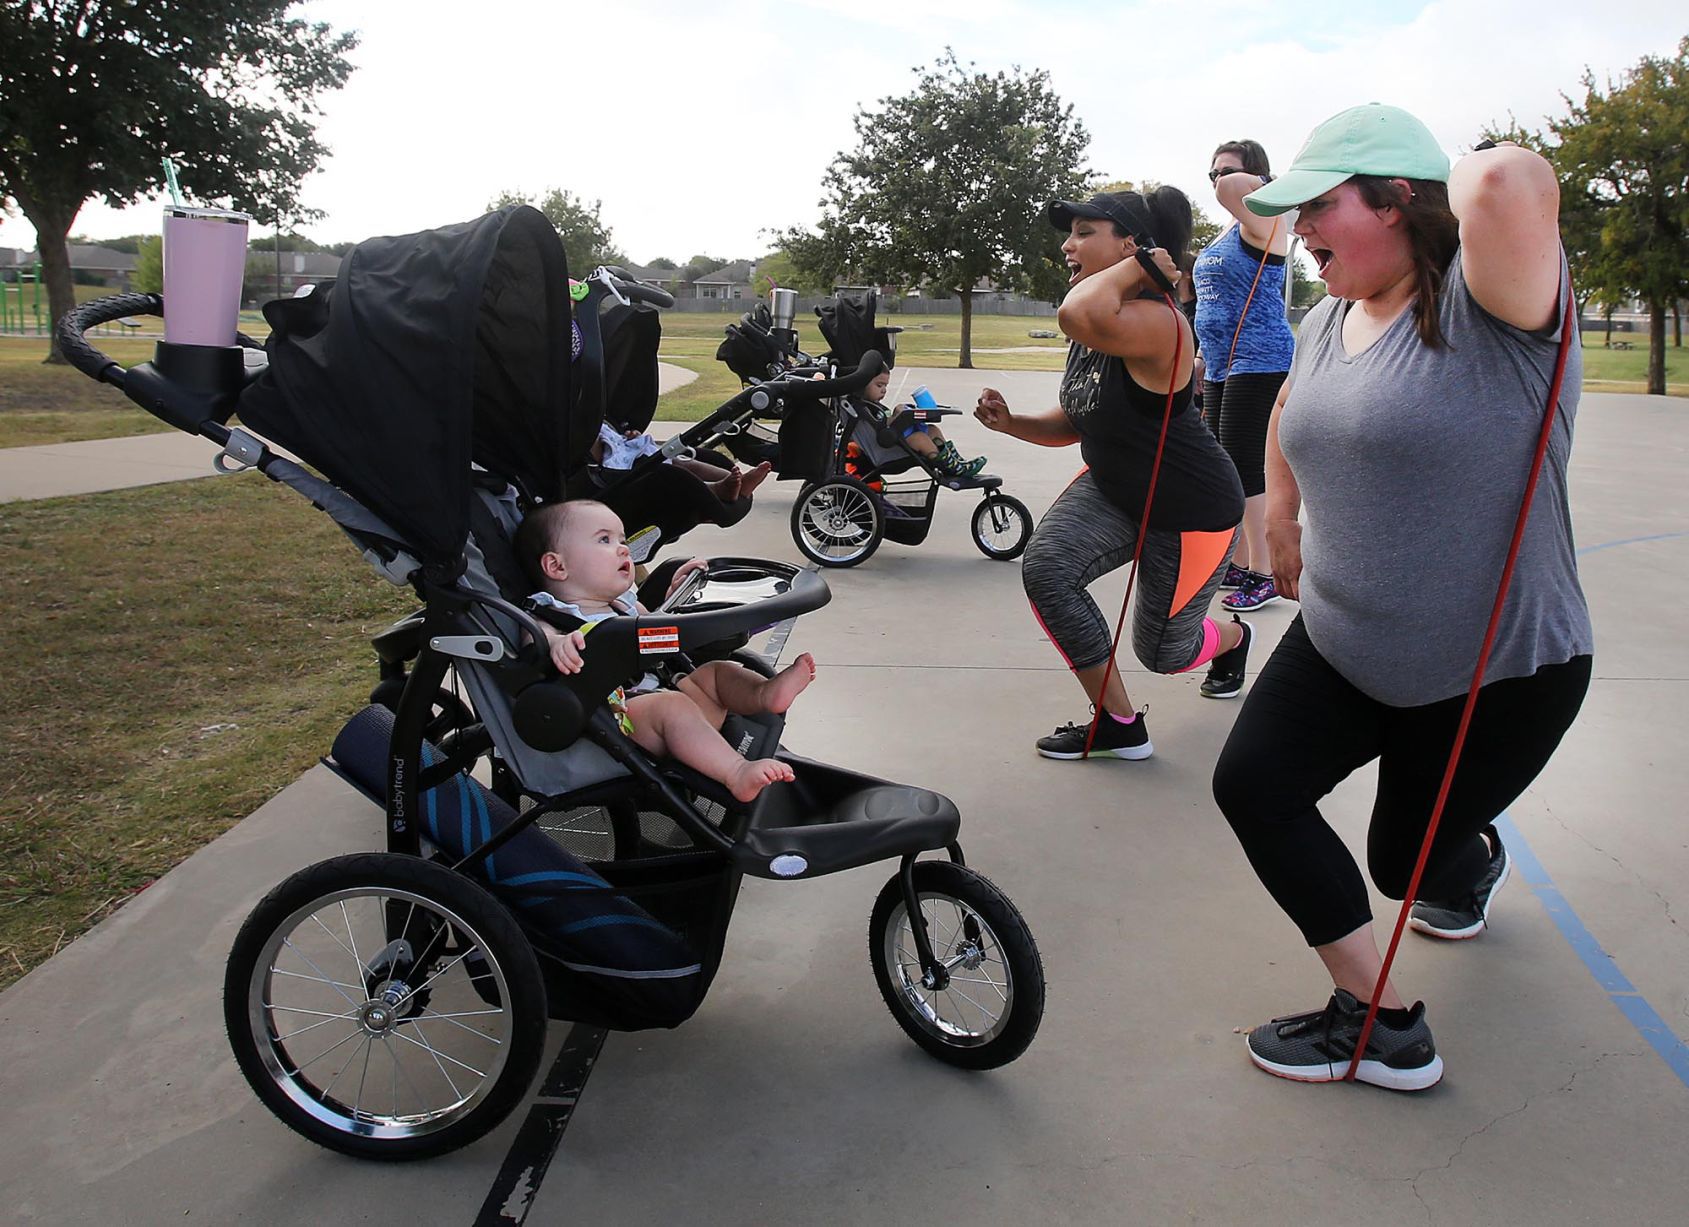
1193, 139, 1297, 612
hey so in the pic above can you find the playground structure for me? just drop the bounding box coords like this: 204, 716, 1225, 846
2, 265, 151, 337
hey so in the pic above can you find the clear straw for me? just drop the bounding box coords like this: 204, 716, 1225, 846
162, 158, 182, 205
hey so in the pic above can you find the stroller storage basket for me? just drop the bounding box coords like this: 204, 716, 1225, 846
879, 479, 939, 546
331, 704, 723, 1030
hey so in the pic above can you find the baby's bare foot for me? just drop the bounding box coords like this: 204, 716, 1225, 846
761, 652, 815, 714
739, 461, 773, 496
708, 470, 742, 502
727, 757, 795, 802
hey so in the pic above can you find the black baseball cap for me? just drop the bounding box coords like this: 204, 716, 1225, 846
1047, 193, 1150, 236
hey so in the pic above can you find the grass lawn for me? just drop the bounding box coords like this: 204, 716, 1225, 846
0, 337, 172, 446
1578, 332, 1688, 394
0, 476, 413, 989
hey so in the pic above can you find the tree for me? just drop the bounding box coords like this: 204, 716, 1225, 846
133, 235, 163, 295
0, 2, 357, 362
776, 50, 1089, 367
646, 256, 679, 272
1498, 39, 1689, 394
753, 248, 829, 296
489, 187, 624, 275
1289, 256, 1326, 309
680, 253, 729, 284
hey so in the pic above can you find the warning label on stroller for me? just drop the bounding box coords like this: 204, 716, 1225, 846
638, 626, 681, 654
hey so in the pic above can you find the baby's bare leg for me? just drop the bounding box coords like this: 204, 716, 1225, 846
681, 654, 815, 718
624, 691, 794, 802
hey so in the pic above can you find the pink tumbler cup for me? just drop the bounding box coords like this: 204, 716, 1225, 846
162, 206, 251, 347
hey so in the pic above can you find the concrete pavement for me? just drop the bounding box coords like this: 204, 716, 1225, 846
1, 373, 1685, 1224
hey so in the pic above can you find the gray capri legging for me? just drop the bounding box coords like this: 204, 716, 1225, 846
1023, 471, 1238, 673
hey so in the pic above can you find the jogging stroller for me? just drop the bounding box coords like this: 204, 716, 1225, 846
57, 205, 1046, 1161
788, 382, 1033, 567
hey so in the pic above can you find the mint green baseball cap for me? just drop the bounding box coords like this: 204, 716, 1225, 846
1244, 103, 1450, 217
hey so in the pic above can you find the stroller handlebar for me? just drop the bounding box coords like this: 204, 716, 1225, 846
54, 292, 267, 439
55, 293, 163, 388
589, 266, 675, 310
763, 350, 884, 401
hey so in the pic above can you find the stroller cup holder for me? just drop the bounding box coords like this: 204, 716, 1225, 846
57, 293, 267, 437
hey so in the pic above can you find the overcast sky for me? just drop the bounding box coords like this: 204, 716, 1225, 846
3, 0, 1684, 263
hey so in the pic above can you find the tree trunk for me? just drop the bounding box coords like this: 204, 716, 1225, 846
1648, 302, 1666, 396
1603, 304, 1613, 347
958, 290, 974, 369
1674, 301, 1681, 348
13, 190, 79, 365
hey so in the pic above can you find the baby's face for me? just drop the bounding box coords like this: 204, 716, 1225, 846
552, 504, 634, 600
865, 371, 890, 403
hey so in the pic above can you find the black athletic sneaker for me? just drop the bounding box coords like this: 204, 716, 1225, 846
1410, 824, 1512, 940
1199, 616, 1252, 699
1035, 708, 1153, 760
1246, 988, 1444, 1091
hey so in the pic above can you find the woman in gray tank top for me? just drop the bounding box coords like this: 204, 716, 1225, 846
1210, 104, 1593, 1091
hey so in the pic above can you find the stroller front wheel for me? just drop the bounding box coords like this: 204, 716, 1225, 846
224, 853, 547, 1160
971, 494, 1032, 561
791, 476, 885, 568
868, 860, 1045, 1069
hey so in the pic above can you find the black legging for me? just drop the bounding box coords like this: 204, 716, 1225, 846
1213, 615, 1590, 947
1201, 372, 1284, 499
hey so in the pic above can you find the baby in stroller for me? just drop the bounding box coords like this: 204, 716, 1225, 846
862, 367, 986, 478
516, 498, 817, 801
590, 421, 775, 504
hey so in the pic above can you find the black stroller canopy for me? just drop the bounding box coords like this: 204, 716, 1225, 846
600, 302, 663, 435
816, 290, 895, 370
237, 205, 572, 567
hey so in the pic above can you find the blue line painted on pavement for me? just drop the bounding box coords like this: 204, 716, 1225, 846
1494, 813, 1689, 1088
1576, 530, 1689, 557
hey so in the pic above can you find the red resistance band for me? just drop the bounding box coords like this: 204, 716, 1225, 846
1346, 288, 1578, 1079
1220, 218, 1282, 395
1082, 283, 1185, 758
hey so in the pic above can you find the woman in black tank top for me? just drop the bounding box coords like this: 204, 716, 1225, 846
975, 188, 1249, 763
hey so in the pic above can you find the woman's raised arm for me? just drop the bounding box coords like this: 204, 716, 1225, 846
1451, 144, 1562, 332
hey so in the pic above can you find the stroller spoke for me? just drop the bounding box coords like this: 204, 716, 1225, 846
415, 1007, 506, 1044
391, 1027, 489, 1082
340, 900, 364, 980
306, 910, 363, 982
353, 1033, 375, 1122
402, 1020, 466, 1103
301, 1025, 369, 1086
393, 943, 479, 1012
279, 939, 364, 1010
270, 1007, 364, 1045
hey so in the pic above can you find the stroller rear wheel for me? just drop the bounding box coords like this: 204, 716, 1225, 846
868, 860, 1045, 1069
791, 476, 885, 568
224, 853, 547, 1160
970, 494, 1032, 561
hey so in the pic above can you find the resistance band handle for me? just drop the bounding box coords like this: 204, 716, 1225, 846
1133, 246, 1178, 296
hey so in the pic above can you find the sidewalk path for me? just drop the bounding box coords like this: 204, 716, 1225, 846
0, 361, 701, 502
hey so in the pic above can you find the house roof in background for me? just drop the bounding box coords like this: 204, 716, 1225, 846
694, 259, 755, 285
